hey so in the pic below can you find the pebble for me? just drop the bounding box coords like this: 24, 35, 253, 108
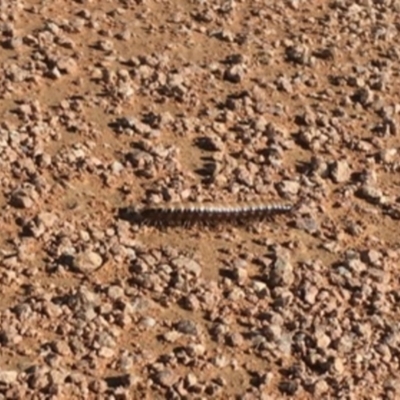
56, 57, 78, 74
267, 257, 295, 288
295, 217, 319, 234
0, 370, 18, 384
330, 160, 351, 183
223, 64, 246, 83
175, 319, 198, 336
107, 285, 124, 300
276, 180, 300, 196
171, 257, 202, 277
52, 340, 71, 356
97, 39, 114, 51
313, 379, 329, 396
357, 185, 384, 204
361, 249, 382, 266
98, 347, 115, 359
139, 316, 157, 328
36, 212, 58, 228
279, 380, 298, 395
9, 191, 33, 209
232, 263, 248, 284
73, 251, 103, 273
226, 332, 244, 347
104, 374, 134, 388
379, 148, 397, 164
152, 370, 179, 388
162, 330, 181, 343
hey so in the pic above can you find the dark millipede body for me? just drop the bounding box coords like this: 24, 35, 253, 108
118, 202, 294, 227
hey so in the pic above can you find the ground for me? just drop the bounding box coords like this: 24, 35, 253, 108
1, 0, 400, 399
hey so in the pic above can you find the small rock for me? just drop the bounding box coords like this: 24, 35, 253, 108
186, 343, 206, 357
352, 87, 374, 106
313, 379, 329, 396
314, 329, 331, 349
226, 332, 244, 347
252, 280, 267, 295
104, 374, 134, 388
48, 369, 67, 385
212, 355, 229, 368
139, 316, 156, 328
110, 161, 124, 174
180, 294, 200, 311
276, 180, 300, 196
277, 333, 292, 355
361, 249, 382, 266
337, 334, 353, 353
185, 372, 197, 387
205, 382, 222, 395
48, 67, 62, 79
152, 370, 178, 388
263, 324, 282, 342
98, 347, 115, 358
285, 44, 311, 65
36, 212, 58, 228
0, 370, 18, 384
56, 57, 78, 74
117, 30, 132, 41
223, 64, 246, 83
379, 148, 397, 164
97, 39, 114, 51
107, 285, 124, 300
232, 264, 248, 284
295, 217, 319, 234
89, 379, 108, 394
356, 185, 384, 204
330, 160, 351, 183
384, 378, 400, 393
331, 357, 345, 375
196, 134, 225, 151
171, 257, 202, 277
345, 221, 364, 236
4, 37, 23, 49
73, 251, 103, 273
175, 320, 198, 336
52, 340, 71, 356
276, 76, 293, 93
267, 257, 294, 288
279, 380, 298, 395
163, 330, 181, 343
10, 191, 33, 209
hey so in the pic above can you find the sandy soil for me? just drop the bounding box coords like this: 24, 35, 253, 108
1, 0, 400, 399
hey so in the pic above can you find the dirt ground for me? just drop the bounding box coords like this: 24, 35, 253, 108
1, 0, 400, 399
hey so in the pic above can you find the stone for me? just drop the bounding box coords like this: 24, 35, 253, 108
73, 251, 103, 273
10, 191, 33, 209
175, 320, 198, 336
153, 370, 178, 388
223, 65, 246, 83
171, 257, 202, 277
0, 370, 18, 384
276, 180, 300, 196
330, 160, 351, 183
56, 57, 78, 74
267, 257, 294, 288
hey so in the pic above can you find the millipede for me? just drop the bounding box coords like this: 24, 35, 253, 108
118, 201, 294, 227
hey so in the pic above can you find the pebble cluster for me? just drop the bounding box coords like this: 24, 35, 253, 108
1, 0, 400, 398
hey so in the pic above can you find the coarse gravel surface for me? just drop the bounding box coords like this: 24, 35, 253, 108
1, 0, 400, 399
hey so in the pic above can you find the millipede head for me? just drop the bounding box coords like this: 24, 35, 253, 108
117, 206, 143, 223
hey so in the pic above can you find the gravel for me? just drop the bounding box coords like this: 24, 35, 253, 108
1, 0, 400, 398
